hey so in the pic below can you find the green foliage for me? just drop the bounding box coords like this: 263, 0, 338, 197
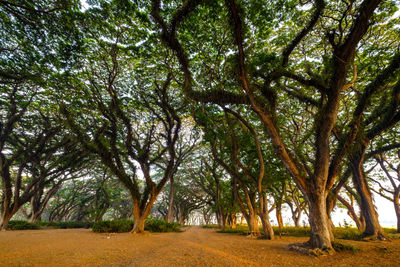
37, 221, 92, 229
7, 220, 92, 230
7, 220, 40, 230
201, 224, 219, 229
216, 225, 385, 241
144, 219, 181, 233
92, 220, 134, 233
92, 219, 182, 233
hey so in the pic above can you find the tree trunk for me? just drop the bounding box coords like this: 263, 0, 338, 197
394, 190, 400, 233
216, 212, 223, 228
351, 157, 385, 239
307, 192, 333, 250
293, 212, 301, 228
247, 213, 260, 237
230, 213, 237, 229
276, 203, 284, 229
337, 194, 364, 230
166, 176, 174, 223
0, 209, 13, 230
259, 197, 274, 240
29, 212, 42, 223
131, 197, 155, 233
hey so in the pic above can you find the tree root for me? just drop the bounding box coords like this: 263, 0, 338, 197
287, 242, 335, 256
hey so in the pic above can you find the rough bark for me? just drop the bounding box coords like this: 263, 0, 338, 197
307, 192, 334, 250
247, 213, 260, 237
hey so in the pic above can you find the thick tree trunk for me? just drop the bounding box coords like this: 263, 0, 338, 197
166, 177, 174, 223
0, 209, 14, 230
307, 192, 333, 250
131, 197, 156, 233
246, 213, 260, 237
132, 215, 146, 233
351, 157, 385, 239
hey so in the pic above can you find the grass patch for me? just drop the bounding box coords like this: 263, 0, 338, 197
274, 226, 310, 237
333, 227, 362, 241
201, 224, 219, 229
332, 241, 359, 254
218, 225, 249, 235
215, 224, 391, 241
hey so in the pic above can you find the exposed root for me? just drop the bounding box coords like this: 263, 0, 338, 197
246, 233, 261, 239
361, 232, 387, 242
287, 242, 335, 256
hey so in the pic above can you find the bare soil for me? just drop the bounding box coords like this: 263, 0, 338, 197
0, 226, 399, 266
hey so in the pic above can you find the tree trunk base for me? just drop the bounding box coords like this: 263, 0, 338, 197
361, 232, 386, 241
287, 242, 335, 256
246, 232, 261, 239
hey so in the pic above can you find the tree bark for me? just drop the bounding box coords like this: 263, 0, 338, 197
394, 189, 400, 233
131, 196, 156, 233
307, 192, 333, 250
259, 196, 274, 240
247, 212, 260, 237
276, 204, 284, 229
350, 156, 385, 239
337, 194, 364, 230
0, 210, 13, 230
166, 176, 174, 223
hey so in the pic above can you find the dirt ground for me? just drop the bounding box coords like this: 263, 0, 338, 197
0, 226, 399, 267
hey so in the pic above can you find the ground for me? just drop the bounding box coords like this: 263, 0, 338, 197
0, 226, 399, 266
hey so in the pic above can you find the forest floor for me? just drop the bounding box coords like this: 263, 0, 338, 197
0, 226, 399, 266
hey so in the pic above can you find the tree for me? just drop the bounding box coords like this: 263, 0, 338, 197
152, 0, 399, 250
371, 151, 400, 232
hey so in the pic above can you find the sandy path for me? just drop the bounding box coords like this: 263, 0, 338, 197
0, 226, 399, 266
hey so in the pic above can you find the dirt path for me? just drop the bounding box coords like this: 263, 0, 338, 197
0, 226, 399, 266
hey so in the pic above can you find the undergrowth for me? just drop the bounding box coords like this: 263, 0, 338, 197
213, 225, 399, 241
92, 219, 182, 233
6, 220, 92, 230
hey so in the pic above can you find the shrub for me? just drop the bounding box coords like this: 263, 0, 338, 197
201, 224, 219, 229
7, 220, 40, 230
145, 219, 181, 233
35, 221, 92, 229
92, 220, 134, 233
92, 219, 181, 233
58, 221, 92, 229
